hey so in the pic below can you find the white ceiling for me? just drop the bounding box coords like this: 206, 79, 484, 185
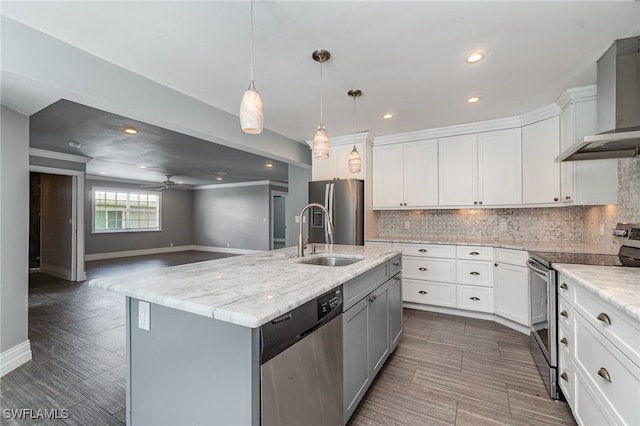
2, 1, 639, 183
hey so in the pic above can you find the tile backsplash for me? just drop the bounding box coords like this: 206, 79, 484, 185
376, 157, 640, 251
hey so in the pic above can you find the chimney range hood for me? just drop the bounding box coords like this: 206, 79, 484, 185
557, 36, 640, 162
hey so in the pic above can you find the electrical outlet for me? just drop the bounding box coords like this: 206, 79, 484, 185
500, 222, 507, 231
138, 301, 150, 331
295, 215, 300, 224
169, 242, 173, 247
404, 221, 410, 230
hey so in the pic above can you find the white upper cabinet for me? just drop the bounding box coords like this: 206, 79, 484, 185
439, 129, 522, 207
373, 139, 438, 209
312, 141, 365, 181
522, 116, 561, 204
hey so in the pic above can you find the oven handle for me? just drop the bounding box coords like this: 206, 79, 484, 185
527, 259, 551, 277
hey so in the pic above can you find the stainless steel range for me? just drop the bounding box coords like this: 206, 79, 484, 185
527, 223, 640, 400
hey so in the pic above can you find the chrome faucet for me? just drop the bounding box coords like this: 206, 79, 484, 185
298, 203, 334, 257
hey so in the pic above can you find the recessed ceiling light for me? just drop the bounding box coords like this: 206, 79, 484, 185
467, 96, 481, 103
466, 51, 484, 63
177, 181, 183, 184
383, 113, 393, 119
68, 141, 82, 148
265, 162, 273, 168
124, 127, 138, 135
100, 171, 107, 175
138, 165, 147, 169
216, 176, 223, 181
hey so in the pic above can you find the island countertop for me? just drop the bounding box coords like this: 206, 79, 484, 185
89, 244, 401, 328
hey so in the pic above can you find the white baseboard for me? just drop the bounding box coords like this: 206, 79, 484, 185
39, 263, 72, 280
85, 245, 193, 261
192, 245, 263, 255
0, 340, 32, 377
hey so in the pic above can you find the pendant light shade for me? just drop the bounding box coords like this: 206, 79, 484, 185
240, 0, 264, 134
312, 49, 331, 159
348, 89, 362, 174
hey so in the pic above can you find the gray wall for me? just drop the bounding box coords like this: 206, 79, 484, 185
286, 164, 312, 247
40, 174, 73, 272
193, 185, 270, 251
85, 179, 194, 255
1, 105, 29, 353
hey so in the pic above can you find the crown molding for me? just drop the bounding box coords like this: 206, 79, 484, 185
519, 104, 562, 127
29, 148, 92, 163
555, 84, 597, 110
306, 131, 375, 148
374, 116, 522, 146
193, 180, 288, 190
86, 175, 158, 186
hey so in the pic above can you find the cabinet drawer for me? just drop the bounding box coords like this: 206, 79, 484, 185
456, 246, 494, 261
558, 320, 573, 358
574, 285, 640, 366
558, 350, 575, 409
389, 255, 402, 277
494, 248, 528, 266
343, 262, 389, 311
457, 285, 493, 313
575, 314, 640, 426
403, 257, 456, 283
403, 279, 456, 308
557, 274, 574, 304
457, 260, 494, 287
574, 367, 616, 426
396, 243, 456, 258
558, 297, 573, 333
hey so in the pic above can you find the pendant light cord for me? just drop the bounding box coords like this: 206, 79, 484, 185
250, 0, 254, 83
319, 60, 324, 125
353, 93, 357, 144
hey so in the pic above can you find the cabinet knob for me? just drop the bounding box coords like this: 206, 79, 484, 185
560, 310, 568, 318
560, 283, 568, 290
418, 290, 428, 295
597, 367, 612, 383
469, 252, 480, 256
597, 312, 611, 325
418, 267, 428, 271
474, 201, 478, 205
560, 337, 568, 346
393, 262, 400, 267
560, 372, 569, 382
494, 263, 498, 267
479, 201, 483, 205
566, 196, 571, 200
470, 297, 480, 301
404, 203, 407, 206
400, 203, 403, 206
418, 249, 428, 253
469, 271, 480, 276
554, 197, 559, 202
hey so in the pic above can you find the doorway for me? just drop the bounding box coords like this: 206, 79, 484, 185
270, 191, 287, 250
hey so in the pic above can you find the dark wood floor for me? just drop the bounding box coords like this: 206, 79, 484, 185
2, 251, 575, 425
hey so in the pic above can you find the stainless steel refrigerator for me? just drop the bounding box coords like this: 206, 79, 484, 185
308, 179, 364, 245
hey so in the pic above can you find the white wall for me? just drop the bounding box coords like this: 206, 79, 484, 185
0, 105, 30, 365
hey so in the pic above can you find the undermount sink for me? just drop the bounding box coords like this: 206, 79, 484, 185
298, 255, 363, 267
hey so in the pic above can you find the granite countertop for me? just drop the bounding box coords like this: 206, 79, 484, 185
89, 244, 401, 328
366, 236, 616, 254
553, 263, 640, 322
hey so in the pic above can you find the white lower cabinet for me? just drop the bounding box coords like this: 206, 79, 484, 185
403, 278, 456, 308
494, 260, 529, 326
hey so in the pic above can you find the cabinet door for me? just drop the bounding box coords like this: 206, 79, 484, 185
388, 274, 403, 351
334, 142, 364, 180
343, 297, 371, 421
522, 116, 561, 204
477, 128, 522, 205
373, 144, 404, 208
560, 104, 575, 202
438, 134, 476, 206
404, 139, 438, 207
494, 263, 529, 326
370, 283, 390, 376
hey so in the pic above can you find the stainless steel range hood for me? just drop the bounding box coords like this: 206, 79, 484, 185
557, 36, 640, 162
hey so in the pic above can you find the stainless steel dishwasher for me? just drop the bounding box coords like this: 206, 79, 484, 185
260, 286, 343, 426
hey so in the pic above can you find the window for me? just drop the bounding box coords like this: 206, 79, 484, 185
93, 187, 161, 233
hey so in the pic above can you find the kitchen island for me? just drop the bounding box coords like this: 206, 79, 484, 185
90, 244, 402, 425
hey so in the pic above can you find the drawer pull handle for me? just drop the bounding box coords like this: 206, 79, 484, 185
470, 297, 480, 301
394, 276, 401, 281
560, 310, 568, 318
469, 271, 480, 276
469, 252, 480, 256
597, 313, 611, 325
560, 337, 568, 346
560, 283, 568, 290
560, 372, 568, 382
418, 290, 428, 295
597, 367, 612, 383
393, 262, 400, 267
418, 249, 428, 253
418, 267, 428, 271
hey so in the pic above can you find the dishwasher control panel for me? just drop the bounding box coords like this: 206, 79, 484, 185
317, 288, 342, 321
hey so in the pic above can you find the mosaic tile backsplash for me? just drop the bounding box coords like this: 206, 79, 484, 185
376, 157, 640, 251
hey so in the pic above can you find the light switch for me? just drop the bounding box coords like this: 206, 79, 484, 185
138, 301, 150, 331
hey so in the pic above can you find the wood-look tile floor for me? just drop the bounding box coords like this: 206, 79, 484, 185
2, 252, 576, 425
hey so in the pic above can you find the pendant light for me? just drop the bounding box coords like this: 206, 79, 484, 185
312, 49, 331, 159
347, 89, 362, 174
240, 0, 264, 134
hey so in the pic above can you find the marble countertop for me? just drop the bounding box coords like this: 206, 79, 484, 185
553, 263, 640, 322
89, 245, 401, 328
366, 236, 616, 254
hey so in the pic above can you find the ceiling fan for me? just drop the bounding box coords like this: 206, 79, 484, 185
141, 175, 191, 191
